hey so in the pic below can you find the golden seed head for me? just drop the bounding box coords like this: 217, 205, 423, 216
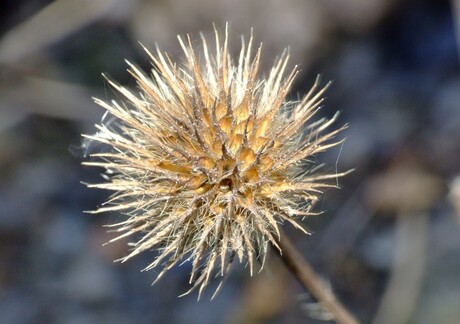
83, 25, 346, 298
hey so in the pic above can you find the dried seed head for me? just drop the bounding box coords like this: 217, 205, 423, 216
83, 25, 346, 298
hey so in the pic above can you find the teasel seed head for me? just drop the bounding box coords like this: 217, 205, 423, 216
83, 25, 347, 298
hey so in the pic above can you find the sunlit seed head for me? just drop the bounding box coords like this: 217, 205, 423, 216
83, 24, 347, 298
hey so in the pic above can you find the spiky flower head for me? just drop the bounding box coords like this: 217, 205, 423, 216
84, 26, 345, 298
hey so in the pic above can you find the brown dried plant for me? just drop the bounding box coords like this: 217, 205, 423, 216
83, 26, 346, 299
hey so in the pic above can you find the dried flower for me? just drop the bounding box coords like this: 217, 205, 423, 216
84, 26, 346, 298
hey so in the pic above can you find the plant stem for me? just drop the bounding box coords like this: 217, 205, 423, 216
275, 229, 359, 324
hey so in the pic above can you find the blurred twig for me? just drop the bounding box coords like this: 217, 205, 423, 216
276, 229, 360, 324
451, 0, 460, 61
0, 0, 130, 64
372, 213, 428, 324
0, 73, 100, 124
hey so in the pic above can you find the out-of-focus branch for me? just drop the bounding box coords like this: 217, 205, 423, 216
451, 0, 460, 60
0, 73, 100, 126
372, 213, 428, 324
0, 0, 130, 64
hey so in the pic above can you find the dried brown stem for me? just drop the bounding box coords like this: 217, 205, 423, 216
276, 229, 359, 324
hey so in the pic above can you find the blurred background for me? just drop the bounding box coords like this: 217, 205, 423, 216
1, 0, 460, 323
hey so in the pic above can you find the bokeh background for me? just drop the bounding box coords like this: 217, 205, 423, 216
1, 0, 460, 323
